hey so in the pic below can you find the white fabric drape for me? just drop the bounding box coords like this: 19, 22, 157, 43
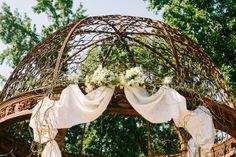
175, 106, 216, 157
54, 85, 115, 128
29, 85, 114, 157
29, 97, 58, 144
30, 85, 215, 157
29, 97, 60, 157
42, 140, 61, 157
124, 86, 187, 123
124, 86, 215, 156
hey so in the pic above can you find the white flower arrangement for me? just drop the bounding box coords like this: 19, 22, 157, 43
68, 64, 173, 93
85, 65, 119, 92
84, 66, 146, 92
119, 67, 146, 88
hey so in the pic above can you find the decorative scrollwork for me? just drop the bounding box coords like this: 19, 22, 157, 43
0, 15, 233, 108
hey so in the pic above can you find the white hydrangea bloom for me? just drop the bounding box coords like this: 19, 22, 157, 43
123, 66, 146, 87
84, 65, 119, 92
90, 65, 115, 85
163, 76, 173, 85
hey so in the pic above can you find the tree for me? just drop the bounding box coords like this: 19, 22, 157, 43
0, 0, 86, 70
145, 0, 236, 96
0, 3, 40, 68
32, 0, 86, 36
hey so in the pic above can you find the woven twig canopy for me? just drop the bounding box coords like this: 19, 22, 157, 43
0, 15, 235, 149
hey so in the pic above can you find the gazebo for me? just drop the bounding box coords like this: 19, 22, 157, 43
0, 15, 235, 156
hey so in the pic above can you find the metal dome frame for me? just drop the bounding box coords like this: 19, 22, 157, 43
0, 15, 235, 156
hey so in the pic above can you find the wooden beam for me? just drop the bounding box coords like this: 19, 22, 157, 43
55, 129, 68, 151
0, 131, 32, 156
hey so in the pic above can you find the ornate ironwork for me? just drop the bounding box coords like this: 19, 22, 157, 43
0, 15, 234, 106
0, 15, 235, 156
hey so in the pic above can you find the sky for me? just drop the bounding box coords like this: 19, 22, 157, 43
0, 0, 162, 87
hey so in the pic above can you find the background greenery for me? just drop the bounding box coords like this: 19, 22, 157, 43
146, 0, 236, 97
0, 0, 235, 156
